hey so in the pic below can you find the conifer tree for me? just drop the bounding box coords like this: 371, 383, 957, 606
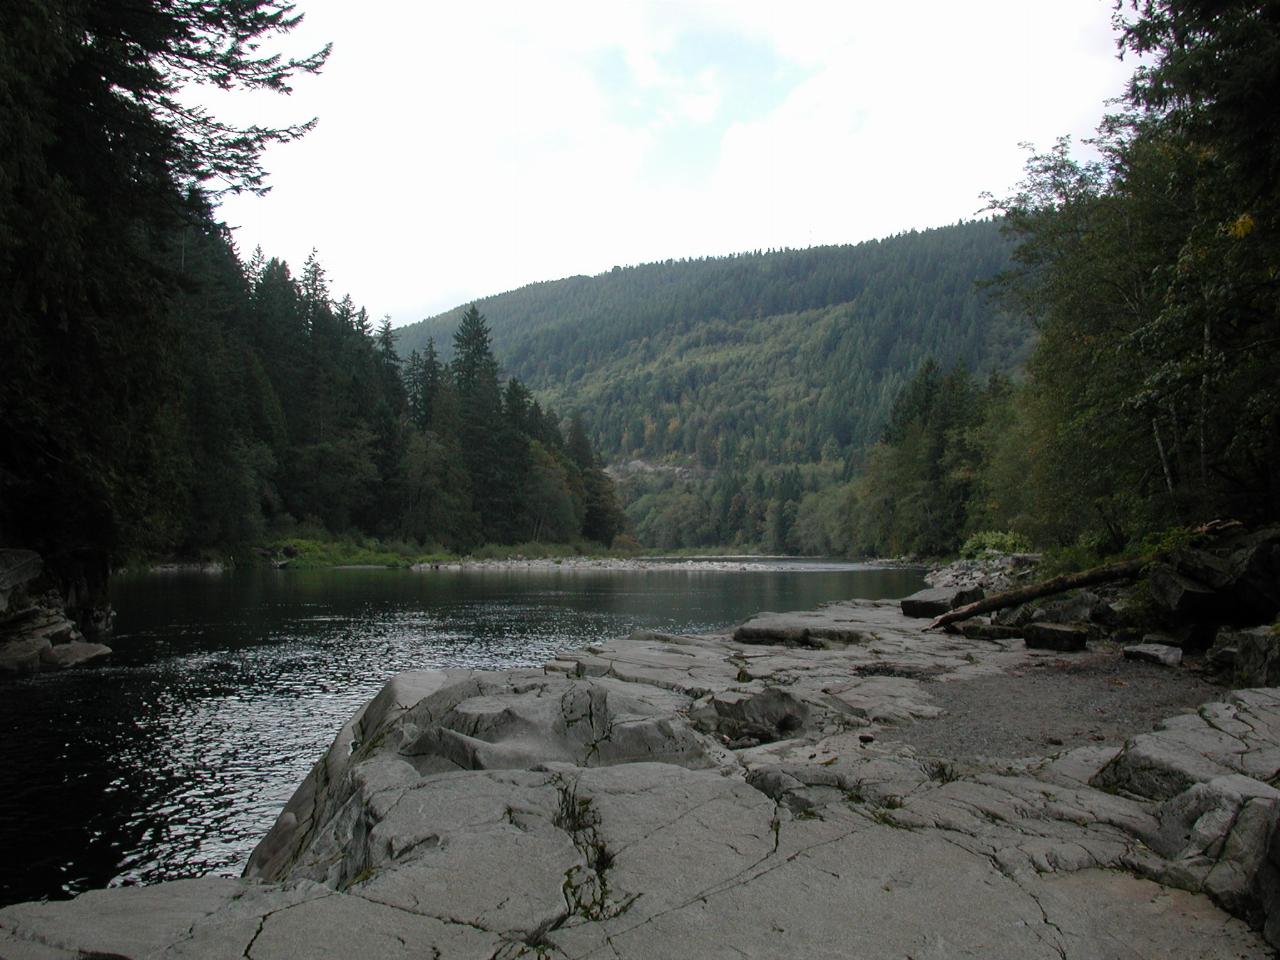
0, 0, 327, 560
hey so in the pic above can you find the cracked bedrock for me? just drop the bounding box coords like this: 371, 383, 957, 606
2, 605, 1278, 958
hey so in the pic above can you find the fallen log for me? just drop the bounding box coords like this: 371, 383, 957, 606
926, 556, 1149, 632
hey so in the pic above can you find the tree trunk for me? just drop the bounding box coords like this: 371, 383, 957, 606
926, 557, 1149, 632
1152, 416, 1175, 496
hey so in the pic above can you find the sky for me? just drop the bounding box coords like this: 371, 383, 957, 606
209, 0, 1136, 325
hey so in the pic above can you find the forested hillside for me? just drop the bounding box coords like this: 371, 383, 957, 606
399, 221, 1022, 468
813, 0, 1280, 562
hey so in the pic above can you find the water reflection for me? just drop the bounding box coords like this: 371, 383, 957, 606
0, 563, 922, 905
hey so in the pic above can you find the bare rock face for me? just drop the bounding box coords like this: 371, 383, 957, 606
0, 549, 112, 675
1220, 625, 1280, 687
3, 599, 1278, 959
1149, 526, 1280, 629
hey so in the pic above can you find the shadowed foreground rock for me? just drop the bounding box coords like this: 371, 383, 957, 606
2, 599, 1277, 958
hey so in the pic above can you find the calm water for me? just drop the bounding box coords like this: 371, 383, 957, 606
0, 561, 922, 906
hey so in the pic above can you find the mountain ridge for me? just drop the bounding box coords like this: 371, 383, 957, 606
398, 218, 1026, 469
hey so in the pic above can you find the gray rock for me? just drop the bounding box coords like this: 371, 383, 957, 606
1036, 590, 1121, 629
1221, 625, 1280, 687
994, 602, 1037, 628
1024, 622, 1090, 652
899, 585, 984, 619
1149, 775, 1280, 860
40, 640, 112, 669
1149, 526, 1280, 626
734, 601, 921, 647
1092, 692, 1280, 801
1174, 527, 1280, 624
1149, 564, 1220, 620
1123, 643, 1183, 667
0, 636, 51, 675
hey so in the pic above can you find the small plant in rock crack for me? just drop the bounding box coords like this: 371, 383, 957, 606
554, 782, 601, 835
590, 840, 615, 873
924, 759, 959, 783
344, 866, 377, 889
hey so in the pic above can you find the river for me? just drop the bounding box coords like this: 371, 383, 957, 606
0, 560, 923, 907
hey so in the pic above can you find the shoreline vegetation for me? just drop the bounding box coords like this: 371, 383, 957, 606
137, 538, 923, 575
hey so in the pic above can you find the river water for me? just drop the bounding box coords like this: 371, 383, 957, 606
0, 560, 923, 907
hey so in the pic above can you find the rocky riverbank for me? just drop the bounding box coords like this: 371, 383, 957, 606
2, 560, 1278, 958
0, 549, 112, 676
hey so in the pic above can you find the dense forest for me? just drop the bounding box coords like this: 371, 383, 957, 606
2, 0, 1275, 572
0, 0, 622, 573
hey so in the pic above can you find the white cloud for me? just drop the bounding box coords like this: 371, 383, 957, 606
211, 0, 1134, 323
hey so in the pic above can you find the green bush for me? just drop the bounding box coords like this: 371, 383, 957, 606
959, 531, 1032, 558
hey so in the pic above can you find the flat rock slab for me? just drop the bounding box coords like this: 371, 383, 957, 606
2, 765, 1272, 960
1124, 643, 1183, 667
4, 596, 1279, 958
1093, 688, 1280, 799
899, 585, 984, 619
1025, 621, 1090, 652
39, 640, 112, 669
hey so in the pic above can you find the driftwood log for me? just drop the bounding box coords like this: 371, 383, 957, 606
927, 557, 1149, 632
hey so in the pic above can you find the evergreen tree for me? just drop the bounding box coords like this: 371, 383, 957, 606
451, 306, 516, 541
0, 0, 326, 562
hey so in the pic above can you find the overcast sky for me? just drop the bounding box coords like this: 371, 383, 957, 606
209, 0, 1135, 325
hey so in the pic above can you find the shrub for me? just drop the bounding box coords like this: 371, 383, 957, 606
959, 531, 1032, 558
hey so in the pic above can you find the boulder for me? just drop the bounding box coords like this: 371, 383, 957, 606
1144, 776, 1280, 929
899, 585, 984, 619
1024, 622, 1090, 652
1092, 691, 1280, 802
994, 602, 1037, 628
1149, 565, 1220, 621
40, 640, 112, 670
0, 636, 51, 675
1124, 643, 1183, 667
688, 686, 813, 747
1034, 590, 1121, 629
1220, 626, 1280, 688
1150, 526, 1280, 626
